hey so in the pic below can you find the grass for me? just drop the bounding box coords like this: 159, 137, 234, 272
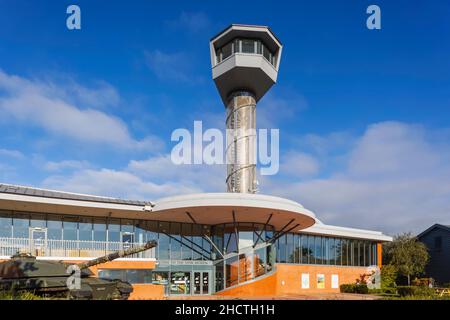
0, 291, 46, 300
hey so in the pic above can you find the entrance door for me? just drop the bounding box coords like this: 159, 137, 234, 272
121, 232, 134, 250
170, 271, 191, 295
29, 227, 47, 256
193, 271, 210, 295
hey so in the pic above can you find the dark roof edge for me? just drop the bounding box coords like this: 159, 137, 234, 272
417, 223, 450, 238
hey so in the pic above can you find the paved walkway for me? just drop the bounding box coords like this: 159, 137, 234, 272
165, 293, 381, 300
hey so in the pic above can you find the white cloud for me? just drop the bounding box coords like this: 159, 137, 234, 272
264, 121, 450, 235
257, 91, 308, 129
42, 154, 225, 200
165, 12, 211, 33
43, 162, 223, 200
144, 50, 204, 84
44, 160, 91, 172
42, 168, 203, 201
280, 151, 320, 178
0, 69, 162, 151
0, 148, 24, 159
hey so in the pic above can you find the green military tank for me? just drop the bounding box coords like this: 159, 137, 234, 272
0, 240, 157, 300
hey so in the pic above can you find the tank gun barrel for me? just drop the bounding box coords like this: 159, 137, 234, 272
76, 240, 157, 270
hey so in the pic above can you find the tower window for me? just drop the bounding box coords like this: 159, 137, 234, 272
241, 39, 255, 54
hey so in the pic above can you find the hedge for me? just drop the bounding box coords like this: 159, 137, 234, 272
340, 283, 369, 294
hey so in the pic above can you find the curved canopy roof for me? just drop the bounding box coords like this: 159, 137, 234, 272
150, 193, 316, 232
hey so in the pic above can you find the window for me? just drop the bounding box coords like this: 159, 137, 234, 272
158, 222, 170, 260
238, 223, 254, 250
152, 271, 169, 286
107, 219, 120, 242
78, 217, 92, 241
359, 241, 365, 266
98, 269, 153, 284
0, 211, 12, 238
215, 261, 224, 292
13, 213, 29, 238
300, 234, 308, 264
225, 255, 239, 287
202, 225, 212, 260
193, 224, 205, 260
215, 38, 277, 66
262, 44, 272, 63
146, 221, 158, 242
241, 39, 255, 53
256, 40, 262, 54
341, 239, 348, 266
308, 235, 315, 264
255, 246, 267, 276
63, 217, 78, 241
365, 241, 371, 266
324, 237, 330, 265
278, 234, 287, 263
287, 233, 295, 263
47, 216, 62, 240
181, 223, 192, 260
352, 241, 358, 266
170, 222, 182, 260
253, 223, 265, 246
224, 224, 237, 254
221, 42, 233, 61
30, 214, 46, 228
135, 220, 147, 244
315, 236, 322, 264
372, 243, 378, 265
335, 238, 342, 266
293, 234, 300, 263
93, 218, 106, 242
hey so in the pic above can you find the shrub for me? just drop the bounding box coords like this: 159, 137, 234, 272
396, 286, 436, 297
340, 283, 369, 294
382, 287, 398, 295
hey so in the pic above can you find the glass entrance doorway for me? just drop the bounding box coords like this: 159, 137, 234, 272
193, 271, 210, 295
29, 227, 47, 256
170, 271, 191, 295
121, 232, 134, 249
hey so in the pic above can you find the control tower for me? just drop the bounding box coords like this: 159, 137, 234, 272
210, 24, 283, 193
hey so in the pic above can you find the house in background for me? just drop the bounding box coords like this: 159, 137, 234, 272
418, 224, 450, 285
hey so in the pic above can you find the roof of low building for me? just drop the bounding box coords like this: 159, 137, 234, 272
0, 183, 392, 241
0, 183, 152, 206
417, 223, 450, 238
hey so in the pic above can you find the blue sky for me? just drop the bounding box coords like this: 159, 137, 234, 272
0, 0, 450, 234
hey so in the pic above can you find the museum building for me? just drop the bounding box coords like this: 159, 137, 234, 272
0, 25, 391, 299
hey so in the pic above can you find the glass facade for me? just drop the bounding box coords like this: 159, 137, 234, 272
0, 209, 379, 292
275, 233, 378, 267
98, 269, 153, 284
210, 223, 276, 289
215, 38, 277, 66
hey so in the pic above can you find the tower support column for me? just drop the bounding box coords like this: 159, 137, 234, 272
225, 91, 257, 193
